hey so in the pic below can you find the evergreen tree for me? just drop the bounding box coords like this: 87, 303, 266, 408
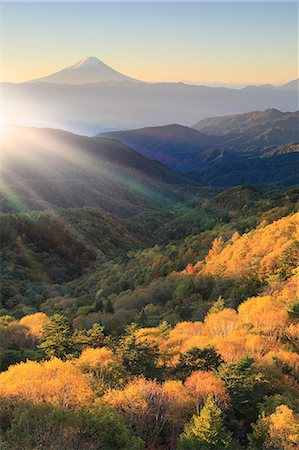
119, 323, 161, 379
175, 346, 223, 379
218, 356, 269, 423
177, 395, 239, 450
38, 314, 74, 359
208, 296, 225, 315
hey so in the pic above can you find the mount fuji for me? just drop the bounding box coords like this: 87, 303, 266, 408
31, 56, 138, 84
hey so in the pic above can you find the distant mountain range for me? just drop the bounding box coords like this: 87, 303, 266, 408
1, 125, 197, 215
102, 109, 299, 187
3, 57, 298, 134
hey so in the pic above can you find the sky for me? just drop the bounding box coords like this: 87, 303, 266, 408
1, 1, 298, 85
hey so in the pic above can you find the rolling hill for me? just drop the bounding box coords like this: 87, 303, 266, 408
1, 125, 198, 216
101, 124, 220, 173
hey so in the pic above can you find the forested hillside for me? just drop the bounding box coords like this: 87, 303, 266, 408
1, 182, 298, 449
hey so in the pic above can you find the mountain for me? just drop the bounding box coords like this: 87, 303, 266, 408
101, 110, 299, 187
193, 108, 298, 136
279, 79, 299, 91
101, 124, 220, 172
3, 75, 297, 134
31, 56, 137, 84
1, 125, 198, 216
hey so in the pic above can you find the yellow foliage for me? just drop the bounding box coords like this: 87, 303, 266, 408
0, 358, 95, 408
265, 350, 299, 374
238, 296, 288, 335
201, 213, 298, 283
19, 312, 49, 339
76, 347, 116, 372
103, 380, 148, 413
204, 309, 238, 337
162, 380, 192, 409
172, 321, 203, 336
245, 334, 273, 357
211, 334, 247, 362
181, 335, 211, 353
267, 405, 299, 450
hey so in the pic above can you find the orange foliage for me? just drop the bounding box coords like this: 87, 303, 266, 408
185, 370, 229, 412
245, 334, 273, 357
0, 358, 95, 408
211, 333, 247, 363
265, 350, 299, 374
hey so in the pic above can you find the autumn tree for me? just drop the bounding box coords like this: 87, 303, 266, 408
185, 370, 229, 414
19, 312, 49, 341
0, 358, 95, 408
204, 309, 238, 337
238, 296, 288, 337
249, 405, 299, 450
104, 377, 169, 447
76, 347, 125, 393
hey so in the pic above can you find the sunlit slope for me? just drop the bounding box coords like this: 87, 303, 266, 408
196, 212, 299, 282
1, 126, 197, 216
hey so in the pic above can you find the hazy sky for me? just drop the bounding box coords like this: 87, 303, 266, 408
1, 1, 298, 85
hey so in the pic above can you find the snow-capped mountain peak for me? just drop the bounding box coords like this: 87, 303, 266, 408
31, 56, 137, 84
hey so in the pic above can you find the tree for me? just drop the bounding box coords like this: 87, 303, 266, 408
119, 324, 161, 379
104, 377, 169, 447
185, 370, 229, 414
19, 312, 49, 341
218, 356, 269, 424
238, 296, 288, 337
0, 358, 95, 408
0, 399, 144, 450
204, 309, 238, 337
249, 405, 299, 450
72, 323, 105, 352
39, 314, 74, 359
177, 395, 239, 450
208, 297, 225, 315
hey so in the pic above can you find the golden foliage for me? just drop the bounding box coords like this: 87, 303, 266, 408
201, 213, 298, 282
19, 312, 49, 339
238, 296, 288, 335
76, 347, 116, 372
267, 405, 299, 450
204, 309, 238, 337
0, 358, 95, 408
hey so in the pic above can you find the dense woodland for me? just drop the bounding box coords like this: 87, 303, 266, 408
0, 182, 298, 449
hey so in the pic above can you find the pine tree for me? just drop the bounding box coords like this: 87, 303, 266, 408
208, 296, 225, 315
38, 314, 74, 359
177, 395, 238, 449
